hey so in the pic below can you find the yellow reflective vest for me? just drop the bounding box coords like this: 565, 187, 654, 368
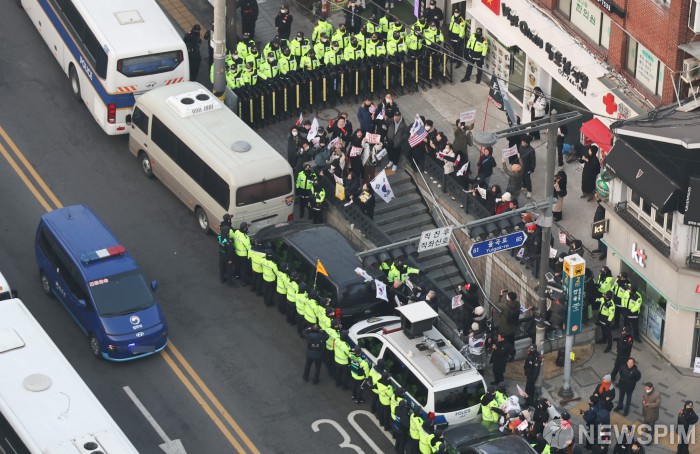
249, 249, 265, 273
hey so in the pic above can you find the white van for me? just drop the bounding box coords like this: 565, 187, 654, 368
348, 302, 486, 426
128, 82, 295, 234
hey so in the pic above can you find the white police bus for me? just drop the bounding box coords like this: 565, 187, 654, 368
128, 82, 295, 234
0, 297, 139, 453
19, 0, 188, 134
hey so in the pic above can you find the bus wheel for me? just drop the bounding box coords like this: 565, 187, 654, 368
139, 152, 154, 178
89, 335, 102, 358
40, 272, 53, 298
69, 66, 81, 101
195, 206, 209, 233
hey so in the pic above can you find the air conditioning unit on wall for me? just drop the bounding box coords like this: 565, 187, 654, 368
682, 57, 700, 83
690, 0, 700, 32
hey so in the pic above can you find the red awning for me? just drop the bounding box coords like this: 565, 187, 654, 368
580, 118, 613, 153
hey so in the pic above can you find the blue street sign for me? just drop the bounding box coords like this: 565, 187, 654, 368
468, 231, 528, 258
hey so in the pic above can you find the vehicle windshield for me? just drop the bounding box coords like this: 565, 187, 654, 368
434, 380, 485, 414
117, 50, 183, 77
88, 270, 154, 316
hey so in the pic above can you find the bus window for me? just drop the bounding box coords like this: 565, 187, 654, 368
132, 107, 149, 134
118, 51, 183, 77
434, 381, 485, 414
236, 176, 292, 207
382, 349, 428, 406
358, 336, 383, 358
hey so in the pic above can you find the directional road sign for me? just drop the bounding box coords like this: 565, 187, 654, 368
468, 231, 528, 258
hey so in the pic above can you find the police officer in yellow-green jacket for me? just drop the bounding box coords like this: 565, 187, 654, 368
375, 371, 395, 430
622, 284, 643, 343
312, 16, 333, 42
295, 282, 310, 335
595, 266, 613, 305
233, 222, 251, 284
325, 317, 341, 376
304, 289, 320, 329
611, 272, 629, 329
275, 262, 289, 314
248, 240, 266, 295
260, 252, 278, 307
418, 416, 436, 454
285, 271, 300, 325
296, 164, 316, 219
389, 387, 406, 431
597, 290, 615, 351
368, 358, 386, 414
387, 259, 402, 284
480, 389, 501, 422
461, 27, 488, 84
334, 330, 352, 389
407, 407, 423, 454
448, 8, 466, 67
349, 345, 370, 403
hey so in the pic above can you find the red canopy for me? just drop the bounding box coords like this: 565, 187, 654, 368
580, 118, 613, 153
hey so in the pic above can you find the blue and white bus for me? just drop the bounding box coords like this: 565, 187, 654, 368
20, 0, 189, 134
0, 297, 140, 453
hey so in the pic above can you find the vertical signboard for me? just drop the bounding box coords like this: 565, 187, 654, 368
562, 254, 586, 335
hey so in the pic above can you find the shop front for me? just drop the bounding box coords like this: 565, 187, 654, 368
466, 0, 644, 126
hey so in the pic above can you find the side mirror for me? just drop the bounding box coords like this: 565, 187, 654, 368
126, 114, 132, 125
77, 299, 87, 309
151, 280, 158, 291
11, 290, 18, 298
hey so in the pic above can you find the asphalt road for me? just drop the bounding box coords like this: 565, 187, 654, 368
0, 4, 394, 453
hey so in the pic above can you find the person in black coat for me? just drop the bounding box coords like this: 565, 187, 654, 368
348, 129, 365, 178
580, 145, 601, 200
615, 358, 641, 416
302, 325, 329, 384
239, 0, 259, 37
552, 170, 567, 222
274, 5, 293, 40
357, 98, 374, 133
343, 170, 361, 200
344, 0, 364, 34
476, 147, 497, 185
287, 126, 301, 169
556, 125, 568, 167
394, 398, 411, 454
677, 401, 698, 454
458, 283, 480, 332
523, 345, 542, 407
183, 25, 202, 81
518, 136, 536, 197
611, 326, 634, 381
386, 111, 408, 170
490, 333, 514, 385
426, 0, 444, 28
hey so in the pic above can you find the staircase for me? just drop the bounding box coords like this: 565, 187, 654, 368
374, 171, 464, 295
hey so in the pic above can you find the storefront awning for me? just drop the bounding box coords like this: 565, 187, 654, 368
605, 140, 681, 213
580, 118, 613, 153
685, 177, 700, 226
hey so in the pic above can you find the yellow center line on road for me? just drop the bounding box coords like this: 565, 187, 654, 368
167, 343, 261, 454
0, 125, 258, 454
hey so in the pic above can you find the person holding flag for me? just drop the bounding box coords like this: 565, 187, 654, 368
407, 114, 428, 168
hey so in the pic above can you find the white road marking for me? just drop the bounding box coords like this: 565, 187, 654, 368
123, 386, 187, 454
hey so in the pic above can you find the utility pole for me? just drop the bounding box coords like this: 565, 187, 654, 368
212, 0, 227, 96
535, 109, 558, 370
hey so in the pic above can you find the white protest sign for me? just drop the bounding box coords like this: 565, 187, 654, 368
459, 110, 476, 125
502, 144, 519, 161
451, 294, 463, 309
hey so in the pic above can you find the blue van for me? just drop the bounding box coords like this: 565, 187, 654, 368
35, 205, 168, 361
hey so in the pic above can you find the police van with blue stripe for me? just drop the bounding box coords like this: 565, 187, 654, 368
35, 205, 168, 361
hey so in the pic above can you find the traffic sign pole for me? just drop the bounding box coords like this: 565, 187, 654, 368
559, 253, 586, 400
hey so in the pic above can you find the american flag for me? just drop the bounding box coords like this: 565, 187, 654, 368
408, 114, 427, 148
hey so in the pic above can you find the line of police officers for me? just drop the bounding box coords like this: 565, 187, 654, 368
214, 12, 470, 128
594, 267, 643, 351
216, 213, 453, 453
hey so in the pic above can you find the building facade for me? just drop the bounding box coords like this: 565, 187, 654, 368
464, 0, 699, 130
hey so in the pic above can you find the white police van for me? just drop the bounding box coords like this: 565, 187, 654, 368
348, 302, 486, 426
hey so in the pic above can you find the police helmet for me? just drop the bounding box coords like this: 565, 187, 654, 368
497, 382, 507, 392
381, 371, 390, 380
282, 46, 291, 55
331, 319, 342, 330
290, 271, 299, 280
245, 62, 253, 69
223, 213, 232, 221
331, 41, 339, 48
297, 31, 304, 38
326, 306, 335, 316
320, 32, 328, 39
192, 24, 201, 32
266, 252, 273, 260
308, 289, 318, 300
279, 262, 289, 272
298, 281, 308, 293
268, 51, 275, 58
239, 222, 249, 231
605, 290, 613, 298
377, 358, 386, 368
353, 345, 362, 355
350, 37, 358, 46
393, 31, 400, 40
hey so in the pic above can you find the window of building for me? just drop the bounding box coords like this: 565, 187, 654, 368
625, 187, 673, 245
625, 36, 665, 96
555, 0, 609, 49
